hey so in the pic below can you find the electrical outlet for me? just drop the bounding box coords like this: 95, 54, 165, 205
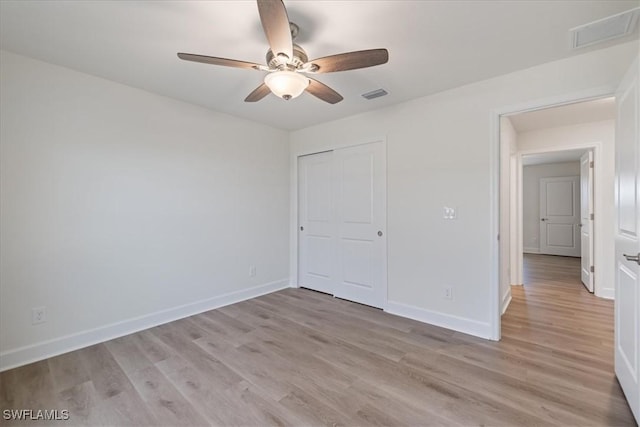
443, 206, 457, 220
32, 307, 46, 325
444, 287, 453, 300
249, 265, 256, 277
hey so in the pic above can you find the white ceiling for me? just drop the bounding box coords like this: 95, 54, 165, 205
522, 149, 588, 166
509, 97, 616, 133
514, 96, 615, 165
1, 1, 638, 130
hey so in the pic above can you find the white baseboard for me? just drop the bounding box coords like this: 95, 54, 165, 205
523, 247, 540, 254
0, 279, 290, 372
597, 287, 615, 300
501, 288, 512, 315
385, 301, 492, 339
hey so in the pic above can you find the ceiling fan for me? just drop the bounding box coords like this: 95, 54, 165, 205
177, 0, 389, 104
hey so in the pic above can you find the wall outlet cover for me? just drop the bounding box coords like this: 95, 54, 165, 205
443, 207, 458, 220
31, 307, 46, 325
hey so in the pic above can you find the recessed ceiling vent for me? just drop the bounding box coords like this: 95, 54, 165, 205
362, 89, 388, 100
570, 8, 639, 49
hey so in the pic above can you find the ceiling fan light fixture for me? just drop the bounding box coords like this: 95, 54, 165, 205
178, 0, 389, 104
264, 70, 309, 100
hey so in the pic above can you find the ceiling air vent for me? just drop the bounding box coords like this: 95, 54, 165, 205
362, 89, 388, 100
570, 8, 639, 49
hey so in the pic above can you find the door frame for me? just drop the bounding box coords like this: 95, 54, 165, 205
518, 146, 601, 283
489, 86, 615, 340
580, 150, 595, 292
290, 136, 388, 309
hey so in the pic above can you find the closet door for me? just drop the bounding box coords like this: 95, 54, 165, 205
334, 141, 387, 308
297, 151, 336, 294
298, 142, 387, 308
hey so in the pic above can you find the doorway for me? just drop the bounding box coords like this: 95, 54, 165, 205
498, 97, 626, 415
520, 152, 593, 293
500, 96, 616, 305
492, 59, 639, 423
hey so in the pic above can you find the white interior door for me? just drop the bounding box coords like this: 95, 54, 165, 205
334, 142, 387, 309
615, 56, 639, 423
298, 151, 335, 295
539, 176, 581, 257
580, 151, 594, 292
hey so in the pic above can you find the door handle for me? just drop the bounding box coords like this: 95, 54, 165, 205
623, 253, 640, 265
541, 218, 548, 222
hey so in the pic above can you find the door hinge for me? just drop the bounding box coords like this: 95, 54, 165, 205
590, 265, 595, 273
590, 213, 594, 220
590, 161, 594, 168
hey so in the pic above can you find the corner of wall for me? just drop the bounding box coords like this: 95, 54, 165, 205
501, 286, 512, 315
385, 301, 493, 339
596, 287, 615, 300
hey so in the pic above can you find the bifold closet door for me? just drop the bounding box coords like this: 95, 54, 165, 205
298, 142, 387, 309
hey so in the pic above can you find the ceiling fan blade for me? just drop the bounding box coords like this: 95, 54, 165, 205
244, 83, 272, 102
257, 0, 293, 61
177, 53, 262, 70
306, 78, 343, 104
306, 49, 389, 73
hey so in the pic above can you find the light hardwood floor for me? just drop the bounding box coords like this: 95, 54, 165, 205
0, 254, 635, 426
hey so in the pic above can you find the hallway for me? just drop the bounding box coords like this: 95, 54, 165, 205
500, 253, 634, 424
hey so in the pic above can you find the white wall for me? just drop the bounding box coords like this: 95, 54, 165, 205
499, 117, 518, 314
522, 161, 581, 253
0, 51, 290, 370
289, 41, 637, 338
1, 40, 634, 368
517, 119, 616, 298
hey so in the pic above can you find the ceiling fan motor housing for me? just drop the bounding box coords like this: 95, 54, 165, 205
267, 43, 308, 70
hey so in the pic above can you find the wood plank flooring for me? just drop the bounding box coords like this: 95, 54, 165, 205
0, 253, 635, 426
